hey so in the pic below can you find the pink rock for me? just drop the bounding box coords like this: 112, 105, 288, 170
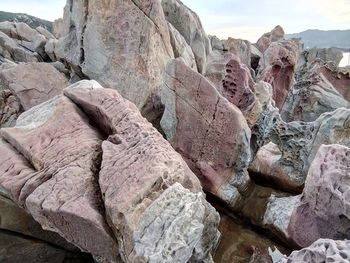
0, 62, 67, 111
255, 26, 285, 53
257, 40, 299, 109
161, 58, 251, 207
0, 96, 118, 261
288, 144, 350, 247
64, 80, 220, 262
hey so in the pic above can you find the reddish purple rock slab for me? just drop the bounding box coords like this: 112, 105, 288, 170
0, 62, 67, 111
0, 96, 118, 261
288, 144, 350, 247
161, 59, 251, 207
258, 40, 299, 109
221, 57, 255, 113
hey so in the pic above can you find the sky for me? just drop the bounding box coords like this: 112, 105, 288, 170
0, 0, 349, 42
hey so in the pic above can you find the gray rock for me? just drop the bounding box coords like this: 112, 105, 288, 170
162, 0, 211, 73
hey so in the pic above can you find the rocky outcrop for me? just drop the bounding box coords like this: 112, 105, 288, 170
162, 0, 211, 73
300, 47, 344, 67
161, 58, 251, 208
255, 26, 285, 53
55, 0, 174, 112
257, 39, 299, 109
0, 80, 220, 262
277, 239, 350, 263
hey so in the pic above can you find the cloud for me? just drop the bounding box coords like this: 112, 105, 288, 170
315, 0, 350, 23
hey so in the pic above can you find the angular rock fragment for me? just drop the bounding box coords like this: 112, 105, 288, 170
162, 0, 211, 73
161, 58, 251, 208
223, 38, 252, 68
0, 96, 119, 262
255, 26, 284, 53
64, 80, 221, 263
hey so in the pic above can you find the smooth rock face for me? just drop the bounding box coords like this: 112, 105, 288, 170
288, 144, 350, 247
162, 0, 211, 73
64, 80, 220, 263
277, 239, 350, 263
161, 58, 251, 207
255, 26, 284, 53
168, 22, 197, 70
56, 0, 173, 111
0, 96, 119, 261
0, 62, 67, 111
257, 40, 299, 109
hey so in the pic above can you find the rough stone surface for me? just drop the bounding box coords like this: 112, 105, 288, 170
56, 0, 173, 111
257, 39, 299, 109
281, 67, 350, 122
0, 62, 67, 111
302, 47, 344, 66
251, 105, 350, 191
255, 26, 285, 53
0, 89, 21, 127
288, 144, 350, 247
168, 22, 197, 70
64, 80, 221, 263
0, 96, 119, 261
161, 58, 251, 208
162, 0, 211, 73
276, 239, 350, 263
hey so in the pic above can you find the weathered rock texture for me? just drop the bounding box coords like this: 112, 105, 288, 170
56, 0, 174, 111
277, 239, 350, 263
255, 26, 285, 53
251, 106, 350, 192
222, 38, 252, 69
161, 58, 251, 208
162, 0, 210, 73
0, 80, 220, 263
64, 80, 220, 262
288, 144, 350, 247
0, 62, 67, 111
257, 39, 299, 109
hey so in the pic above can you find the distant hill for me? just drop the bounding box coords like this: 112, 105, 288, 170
0, 11, 53, 32
286, 29, 350, 50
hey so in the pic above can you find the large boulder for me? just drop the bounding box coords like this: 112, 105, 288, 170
161, 0, 211, 73
161, 58, 251, 208
255, 26, 284, 53
0, 96, 119, 262
64, 80, 220, 263
288, 144, 350, 247
257, 39, 299, 109
301, 47, 344, 67
223, 38, 252, 68
55, 0, 173, 112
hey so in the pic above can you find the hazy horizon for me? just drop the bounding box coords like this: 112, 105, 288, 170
0, 0, 349, 42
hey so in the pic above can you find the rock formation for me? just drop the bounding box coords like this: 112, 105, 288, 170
255, 26, 285, 53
